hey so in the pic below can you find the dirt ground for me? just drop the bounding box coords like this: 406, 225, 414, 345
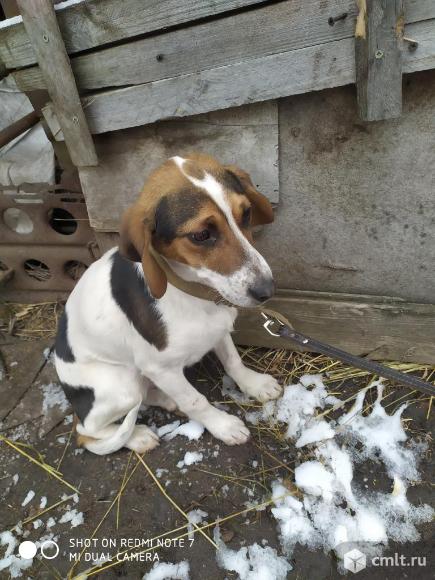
0, 331, 433, 580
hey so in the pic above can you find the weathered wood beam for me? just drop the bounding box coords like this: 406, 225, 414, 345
0, 0, 268, 70
16, 0, 97, 167
0, 110, 39, 149
13, 0, 359, 92
73, 17, 432, 136
355, 0, 404, 121
11, 0, 434, 93
235, 289, 435, 364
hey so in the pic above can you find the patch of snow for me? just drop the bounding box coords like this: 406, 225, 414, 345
177, 451, 203, 469
40, 382, 69, 413
214, 526, 291, 579
164, 421, 204, 441
12, 474, 19, 485
59, 508, 83, 528
46, 517, 56, 529
21, 490, 35, 507
0, 15, 22, 29
157, 420, 180, 438
142, 560, 190, 580
33, 519, 43, 529
264, 374, 433, 571
39, 496, 47, 509
186, 509, 207, 540
155, 468, 168, 479
10, 361, 18, 367
295, 420, 335, 448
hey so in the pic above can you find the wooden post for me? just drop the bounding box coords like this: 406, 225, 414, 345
355, 0, 404, 121
16, 0, 98, 167
0, 110, 39, 149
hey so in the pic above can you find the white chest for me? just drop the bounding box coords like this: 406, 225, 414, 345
159, 286, 237, 366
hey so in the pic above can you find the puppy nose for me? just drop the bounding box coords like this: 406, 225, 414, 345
248, 278, 275, 303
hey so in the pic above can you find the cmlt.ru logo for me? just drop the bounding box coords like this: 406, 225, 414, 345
343, 549, 367, 574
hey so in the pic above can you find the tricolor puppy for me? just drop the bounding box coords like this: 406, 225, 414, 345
55, 153, 281, 455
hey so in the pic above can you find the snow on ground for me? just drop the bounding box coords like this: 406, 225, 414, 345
21, 490, 35, 507
40, 382, 69, 413
159, 420, 204, 441
246, 374, 433, 571
186, 509, 208, 540
214, 527, 291, 580
59, 508, 83, 528
142, 560, 190, 580
177, 451, 203, 469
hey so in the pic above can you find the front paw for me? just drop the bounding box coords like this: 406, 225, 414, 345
207, 411, 250, 445
238, 371, 282, 403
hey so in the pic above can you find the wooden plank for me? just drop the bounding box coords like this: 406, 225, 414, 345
71, 16, 433, 135
234, 289, 435, 364
81, 38, 356, 135
0, 0, 268, 70
0, 110, 39, 149
355, 0, 404, 121
16, 0, 97, 167
405, 0, 435, 23
14, 0, 360, 92
78, 101, 280, 231
12, 0, 435, 93
402, 19, 435, 73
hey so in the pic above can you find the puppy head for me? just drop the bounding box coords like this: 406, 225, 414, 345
119, 153, 275, 307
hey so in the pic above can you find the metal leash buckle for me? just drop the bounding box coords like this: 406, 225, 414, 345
261, 311, 285, 337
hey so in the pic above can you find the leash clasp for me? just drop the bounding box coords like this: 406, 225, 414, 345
261, 311, 285, 337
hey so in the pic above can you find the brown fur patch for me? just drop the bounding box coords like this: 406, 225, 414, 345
76, 433, 98, 448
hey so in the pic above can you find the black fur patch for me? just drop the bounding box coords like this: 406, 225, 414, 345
154, 188, 206, 243
219, 170, 246, 194
110, 251, 167, 350
61, 383, 95, 424
55, 311, 75, 362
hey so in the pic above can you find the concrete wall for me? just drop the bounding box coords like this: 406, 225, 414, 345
258, 69, 435, 303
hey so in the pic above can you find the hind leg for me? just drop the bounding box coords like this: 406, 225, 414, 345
58, 358, 159, 454
144, 382, 178, 412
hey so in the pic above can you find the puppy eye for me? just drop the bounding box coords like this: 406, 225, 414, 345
241, 207, 251, 228
190, 229, 211, 243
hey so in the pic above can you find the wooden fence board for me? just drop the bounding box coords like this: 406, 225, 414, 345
0, 0, 268, 70
355, 0, 404, 121
14, 0, 359, 92
235, 289, 435, 364
16, 0, 98, 167
12, 0, 435, 93
81, 37, 356, 134
73, 18, 434, 135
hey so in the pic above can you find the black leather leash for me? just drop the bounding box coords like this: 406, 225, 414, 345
261, 312, 435, 397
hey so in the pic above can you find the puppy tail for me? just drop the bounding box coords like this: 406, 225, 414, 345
77, 400, 141, 455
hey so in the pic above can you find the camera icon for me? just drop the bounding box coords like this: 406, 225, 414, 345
18, 540, 59, 560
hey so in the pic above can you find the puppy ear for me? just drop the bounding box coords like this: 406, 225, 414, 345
225, 165, 274, 226
119, 205, 168, 299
